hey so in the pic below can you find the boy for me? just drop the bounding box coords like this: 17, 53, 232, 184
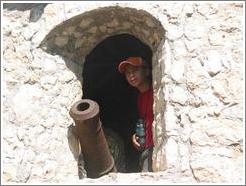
118, 56, 154, 172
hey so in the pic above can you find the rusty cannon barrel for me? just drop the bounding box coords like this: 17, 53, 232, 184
69, 99, 116, 178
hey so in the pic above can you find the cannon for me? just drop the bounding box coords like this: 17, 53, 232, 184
69, 99, 116, 178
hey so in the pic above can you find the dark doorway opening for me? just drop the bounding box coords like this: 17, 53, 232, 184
82, 33, 152, 173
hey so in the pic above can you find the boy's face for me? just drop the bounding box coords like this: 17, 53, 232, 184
124, 64, 147, 88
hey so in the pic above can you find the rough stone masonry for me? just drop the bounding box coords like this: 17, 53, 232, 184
2, 1, 244, 184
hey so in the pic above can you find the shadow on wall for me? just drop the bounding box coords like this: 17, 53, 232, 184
3, 3, 49, 22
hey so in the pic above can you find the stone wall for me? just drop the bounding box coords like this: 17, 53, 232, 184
158, 3, 244, 183
2, 1, 244, 184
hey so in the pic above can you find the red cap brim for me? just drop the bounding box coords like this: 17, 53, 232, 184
118, 57, 144, 73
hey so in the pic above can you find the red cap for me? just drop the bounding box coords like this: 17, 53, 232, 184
118, 57, 145, 73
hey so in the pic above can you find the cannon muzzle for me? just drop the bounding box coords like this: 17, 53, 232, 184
69, 99, 116, 178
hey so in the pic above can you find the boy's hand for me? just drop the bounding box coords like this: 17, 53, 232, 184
132, 133, 141, 151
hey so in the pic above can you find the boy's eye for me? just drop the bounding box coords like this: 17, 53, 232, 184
126, 70, 135, 75
125, 67, 141, 75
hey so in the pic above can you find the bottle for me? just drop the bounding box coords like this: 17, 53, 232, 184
136, 118, 145, 148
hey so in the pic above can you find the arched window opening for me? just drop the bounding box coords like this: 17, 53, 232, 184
82, 33, 152, 173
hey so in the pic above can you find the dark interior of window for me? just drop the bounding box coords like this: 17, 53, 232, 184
82, 33, 152, 172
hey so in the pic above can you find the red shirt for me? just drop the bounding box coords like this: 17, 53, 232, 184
137, 87, 154, 149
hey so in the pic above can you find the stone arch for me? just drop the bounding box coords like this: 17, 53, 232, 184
40, 6, 166, 172
40, 6, 165, 64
